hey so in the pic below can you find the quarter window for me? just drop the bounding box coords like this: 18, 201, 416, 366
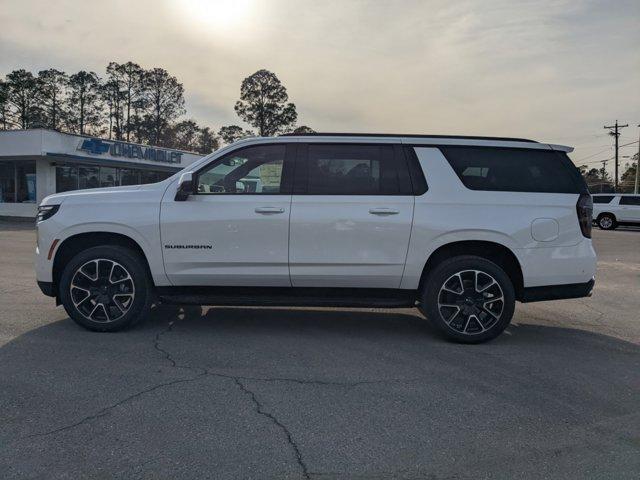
306, 144, 401, 195
440, 147, 585, 194
197, 145, 286, 194
619, 196, 640, 206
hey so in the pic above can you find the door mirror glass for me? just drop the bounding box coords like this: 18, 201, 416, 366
174, 172, 194, 201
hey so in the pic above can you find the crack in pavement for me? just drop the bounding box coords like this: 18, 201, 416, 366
26, 372, 207, 438
232, 376, 310, 480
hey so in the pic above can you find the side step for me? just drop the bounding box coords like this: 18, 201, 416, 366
156, 286, 417, 308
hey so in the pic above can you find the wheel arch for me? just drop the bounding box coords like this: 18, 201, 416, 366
596, 211, 617, 221
418, 240, 525, 300
52, 232, 154, 297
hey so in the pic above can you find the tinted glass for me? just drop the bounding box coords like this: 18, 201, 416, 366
56, 166, 78, 193
100, 167, 118, 187
197, 145, 286, 194
0, 161, 15, 202
307, 144, 399, 195
620, 196, 640, 206
120, 169, 140, 186
592, 195, 615, 204
440, 147, 584, 193
79, 166, 100, 189
16, 162, 36, 202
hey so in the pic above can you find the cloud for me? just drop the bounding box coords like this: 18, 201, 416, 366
1, 0, 638, 165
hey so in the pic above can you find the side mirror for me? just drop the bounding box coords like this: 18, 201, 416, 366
174, 172, 194, 201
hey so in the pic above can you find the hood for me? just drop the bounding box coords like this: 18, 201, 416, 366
40, 183, 154, 206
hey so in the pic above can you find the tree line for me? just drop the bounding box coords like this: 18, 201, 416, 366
0, 63, 313, 154
579, 154, 638, 194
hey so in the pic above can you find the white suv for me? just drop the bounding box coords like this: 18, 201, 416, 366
592, 193, 640, 230
35, 134, 596, 343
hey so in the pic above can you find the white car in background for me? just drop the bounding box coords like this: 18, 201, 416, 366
592, 194, 640, 230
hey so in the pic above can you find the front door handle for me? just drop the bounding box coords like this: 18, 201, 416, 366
255, 207, 285, 214
369, 208, 399, 215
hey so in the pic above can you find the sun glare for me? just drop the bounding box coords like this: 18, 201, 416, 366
170, 0, 253, 31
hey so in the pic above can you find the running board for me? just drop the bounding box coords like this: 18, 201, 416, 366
156, 286, 417, 308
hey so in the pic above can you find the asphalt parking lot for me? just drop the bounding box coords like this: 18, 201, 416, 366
1, 223, 639, 479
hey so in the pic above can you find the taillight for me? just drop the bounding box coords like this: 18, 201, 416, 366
576, 193, 592, 238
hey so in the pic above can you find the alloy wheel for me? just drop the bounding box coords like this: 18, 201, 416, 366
599, 216, 613, 229
437, 269, 504, 335
69, 259, 135, 323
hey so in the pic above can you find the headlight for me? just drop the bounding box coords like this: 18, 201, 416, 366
36, 204, 60, 223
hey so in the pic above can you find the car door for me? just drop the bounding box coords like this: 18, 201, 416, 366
160, 143, 294, 286
289, 142, 415, 288
618, 195, 640, 222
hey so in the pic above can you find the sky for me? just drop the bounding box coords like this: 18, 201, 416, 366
1, 0, 638, 170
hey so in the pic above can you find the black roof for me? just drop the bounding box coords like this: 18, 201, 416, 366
280, 132, 538, 143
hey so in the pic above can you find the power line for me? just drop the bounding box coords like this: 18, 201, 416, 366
604, 120, 629, 191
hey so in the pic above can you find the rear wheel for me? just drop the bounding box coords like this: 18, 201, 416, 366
597, 213, 617, 230
59, 245, 152, 332
419, 255, 515, 343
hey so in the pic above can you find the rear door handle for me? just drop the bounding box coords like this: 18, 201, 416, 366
369, 208, 399, 215
255, 207, 285, 214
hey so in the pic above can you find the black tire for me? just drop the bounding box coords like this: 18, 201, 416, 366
419, 255, 515, 344
59, 245, 152, 332
597, 213, 617, 230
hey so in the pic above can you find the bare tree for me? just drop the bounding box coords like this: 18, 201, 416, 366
66, 71, 104, 135
38, 69, 68, 131
141, 68, 185, 146
5, 69, 42, 129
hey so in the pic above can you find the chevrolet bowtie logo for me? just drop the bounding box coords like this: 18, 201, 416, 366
78, 138, 110, 155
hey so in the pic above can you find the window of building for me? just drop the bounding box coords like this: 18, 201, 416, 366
100, 167, 118, 187
306, 144, 401, 195
440, 147, 586, 194
0, 161, 36, 203
120, 169, 140, 186
16, 163, 36, 202
0, 161, 16, 202
79, 166, 100, 189
56, 164, 174, 192
196, 145, 286, 194
619, 195, 640, 206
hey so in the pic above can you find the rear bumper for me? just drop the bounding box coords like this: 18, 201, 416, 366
520, 278, 595, 303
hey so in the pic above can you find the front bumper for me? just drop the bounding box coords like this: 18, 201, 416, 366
37, 280, 56, 297
520, 278, 595, 303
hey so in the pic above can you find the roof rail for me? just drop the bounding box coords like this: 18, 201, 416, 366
280, 132, 538, 143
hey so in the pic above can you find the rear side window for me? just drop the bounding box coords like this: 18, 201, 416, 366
440, 147, 586, 194
304, 144, 409, 195
620, 196, 640, 206
593, 195, 615, 204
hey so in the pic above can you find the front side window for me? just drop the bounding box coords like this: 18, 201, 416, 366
620, 196, 640, 206
197, 145, 286, 194
305, 144, 401, 195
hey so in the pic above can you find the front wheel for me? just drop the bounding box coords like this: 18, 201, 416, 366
419, 255, 515, 343
59, 245, 152, 332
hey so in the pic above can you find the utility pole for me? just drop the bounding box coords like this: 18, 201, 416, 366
600, 159, 609, 193
635, 124, 640, 194
604, 120, 628, 191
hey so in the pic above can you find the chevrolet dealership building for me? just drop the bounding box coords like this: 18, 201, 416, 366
0, 129, 202, 218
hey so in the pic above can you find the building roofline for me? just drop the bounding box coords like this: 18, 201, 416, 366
0, 128, 201, 155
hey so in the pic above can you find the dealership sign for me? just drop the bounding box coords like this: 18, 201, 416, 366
78, 138, 183, 164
